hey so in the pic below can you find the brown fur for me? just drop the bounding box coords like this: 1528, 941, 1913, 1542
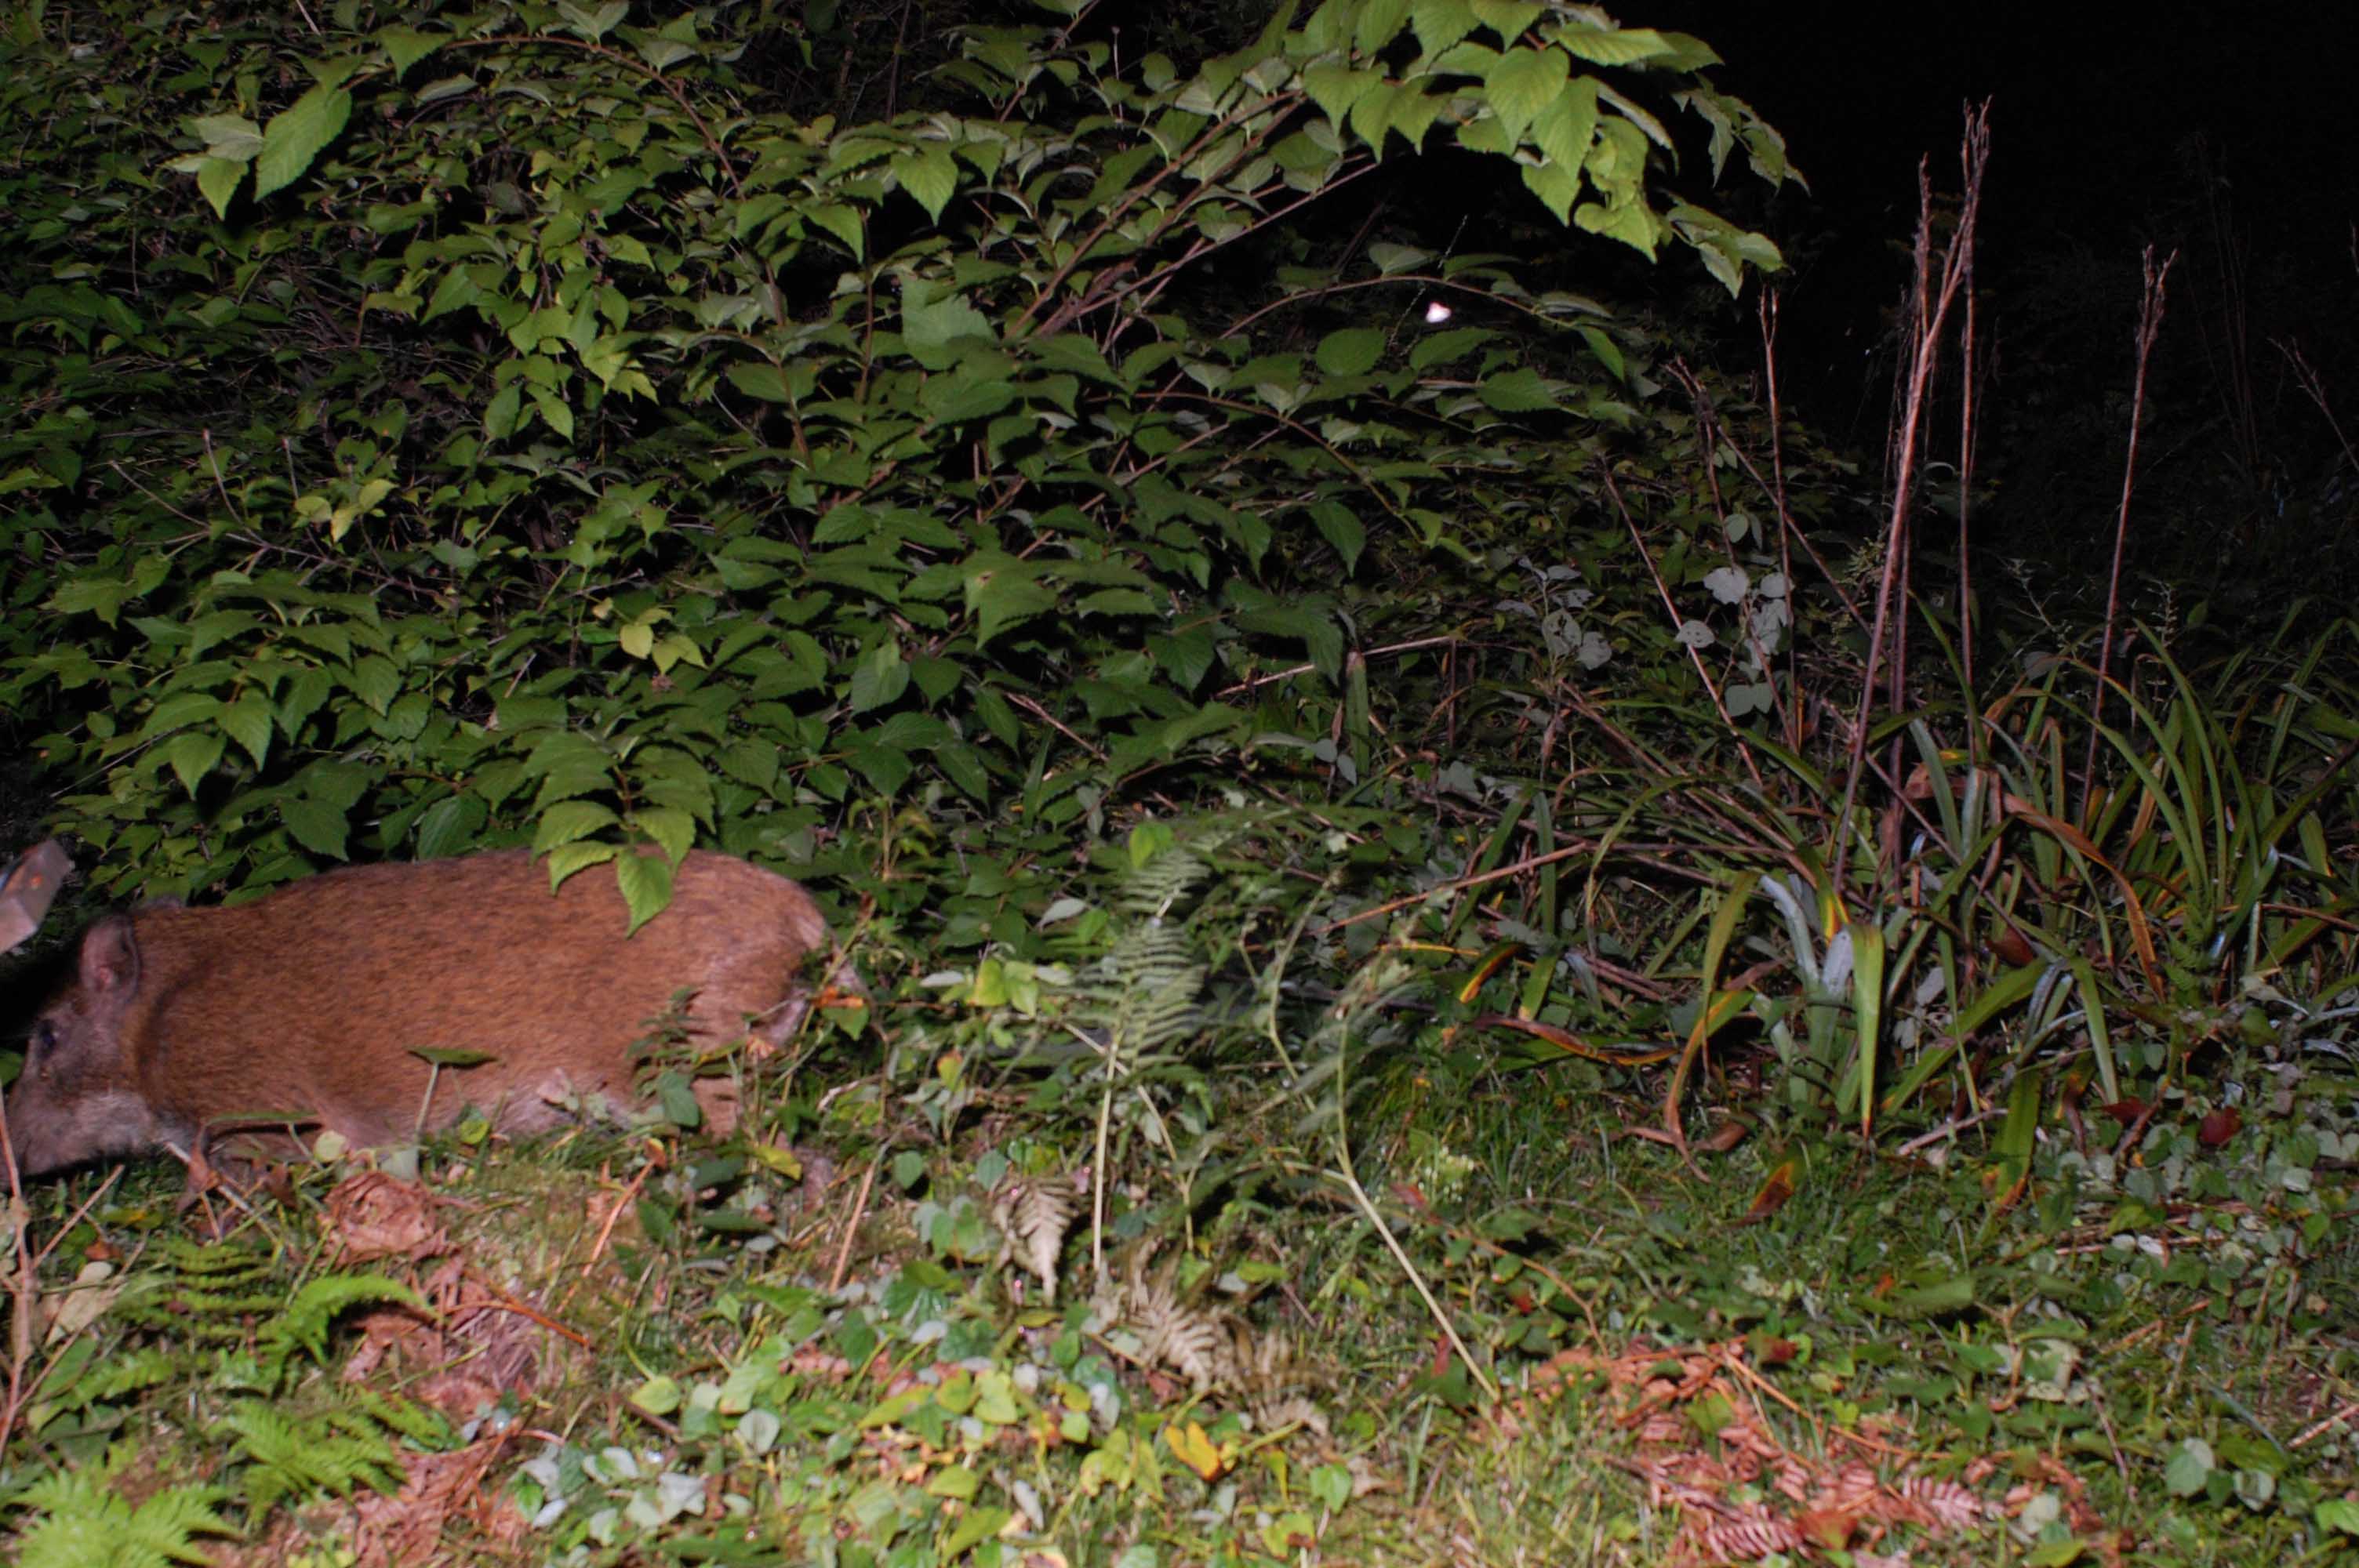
4, 849, 834, 1175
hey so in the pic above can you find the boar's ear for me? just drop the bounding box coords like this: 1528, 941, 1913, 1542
78, 914, 142, 1000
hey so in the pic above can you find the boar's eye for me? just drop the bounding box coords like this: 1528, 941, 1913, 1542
29, 1020, 55, 1059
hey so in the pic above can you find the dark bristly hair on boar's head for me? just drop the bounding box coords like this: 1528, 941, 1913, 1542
4, 848, 844, 1177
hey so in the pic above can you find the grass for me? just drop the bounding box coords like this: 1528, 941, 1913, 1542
3, 1018, 2351, 1567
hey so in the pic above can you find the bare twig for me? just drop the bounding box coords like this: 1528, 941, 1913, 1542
1831, 104, 1990, 894
2082, 245, 2178, 819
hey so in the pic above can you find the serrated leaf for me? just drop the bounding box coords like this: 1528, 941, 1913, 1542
282, 795, 350, 859
1469, 0, 1543, 40
543, 839, 619, 891
376, 26, 444, 78
1557, 24, 1674, 67
343, 655, 399, 715
187, 113, 263, 158
923, 375, 1017, 423
848, 642, 910, 713
1353, 0, 1412, 53
165, 729, 224, 796
413, 795, 484, 858
718, 739, 781, 793
615, 851, 674, 935
893, 143, 958, 222
1573, 196, 1659, 258
726, 361, 801, 403
1477, 366, 1560, 412
194, 156, 246, 218
218, 693, 274, 769
902, 291, 994, 372
1529, 72, 1599, 169
1577, 324, 1623, 380
634, 804, 696, 865
1314, 327, 1385, 376
1482, 45, 1568, 148
1347, 79, 1400, 154
1409, 0, 1477, 56
253, 84, 352, 201
806, 201, 864, 258
1309, 500, 1366, 573
1520, 158, 1579, 223
969, 564, 1058, 647
1301, 63, 1381, 127
536, 800, 619, 851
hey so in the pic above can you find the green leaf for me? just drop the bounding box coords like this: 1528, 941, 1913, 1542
718, 739, 781, 793
376, 26, 445, 78
413, 796, 485, 859
1314, 328, 1385, 377
543, 840, 619, 891
535, 800, 619, 852
634, 804, 696, 865
342, 655, 399, 716
2163, 1438, 2215, 1497
282, 796, 351, 860
1528, 73, 1600, 169
252, 85, 352, 201
1408, 0, 1477, 56
806, 201, 865, 258
165, 729, 224, 796
1556, 24, 1674, 66
187, 113, 263, 158
1301, 64, 1382, 128
615, 852, 674, 935
1482, 45, 1569, 148
218, 693, 274, 769
726, 361, 806, 403
902, 290, 994, 371
893, 143, 958, 222
1477, 366, 1561, 412
631, 1375, 682, 1416
1577, 324, 1624, 380
847, 642, 910, 713
1354, 0, 1412, 52
1520, 158, 1579, 223
923, 375, 1018, 423
1469, 0, 1542, 39
967, 560, 1059, 647
194, 157, 246, 219
1308, 501, 1366, 573
409, 1046, 497, 1069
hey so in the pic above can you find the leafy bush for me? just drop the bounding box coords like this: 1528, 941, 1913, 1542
1, 0, 1790, 925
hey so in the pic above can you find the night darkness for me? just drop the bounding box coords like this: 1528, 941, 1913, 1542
1627, 1, 2359, 600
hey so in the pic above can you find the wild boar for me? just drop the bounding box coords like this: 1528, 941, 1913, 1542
3, 848, 841, 1176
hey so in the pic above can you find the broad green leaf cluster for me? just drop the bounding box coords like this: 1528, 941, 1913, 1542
0, 0, 1790, 908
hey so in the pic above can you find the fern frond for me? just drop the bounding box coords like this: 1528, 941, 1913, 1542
36, 1345, 185, 1416
262, 1272, 427, 1370
1114, 846, 1210, 920
14, 1468, 234, 1568
336, 1385, 454, 1448
223, 1399, 402, 1519
989, 1175, 1079, 1301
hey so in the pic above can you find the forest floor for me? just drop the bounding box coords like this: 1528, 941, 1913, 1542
6, 1048, 2353, 1568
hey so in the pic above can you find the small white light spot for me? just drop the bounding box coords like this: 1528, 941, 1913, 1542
1423, 300, 1453, 325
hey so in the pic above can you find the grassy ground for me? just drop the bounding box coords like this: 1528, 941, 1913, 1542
5, 1028, 2353, 1568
